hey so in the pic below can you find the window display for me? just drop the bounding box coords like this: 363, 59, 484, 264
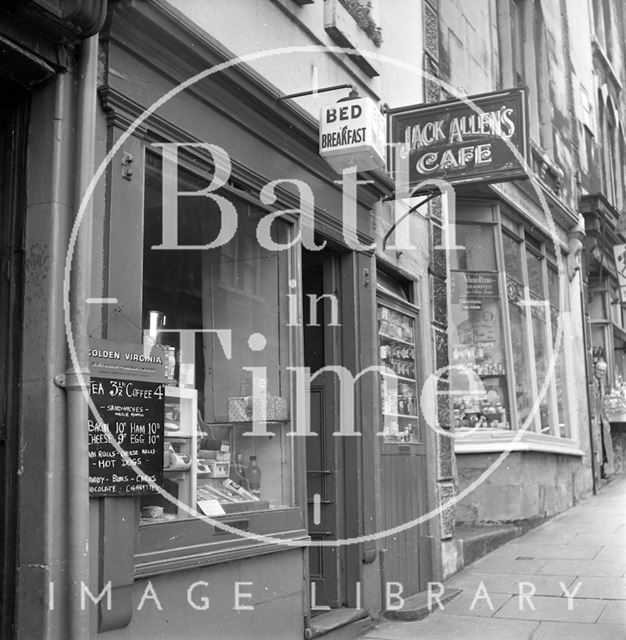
449, 209, 571, 437
449, 271, 510, 430
378, 304, 421, 443
140, 151, 294, 524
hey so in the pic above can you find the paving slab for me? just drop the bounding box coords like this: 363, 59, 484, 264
363, 614, 539, 640
538, 558, 626, 577
516, 529, 578, 545
531, 621, 626, 640
468, 555, 548, 574
434, 590, 511, 617
488, 542, 603, 560
445, 572, 578, 596
573, 576, 626, 600
567, 533, 626, 547
597, 600, 626, 624
594, 548, 626, 563
493, 594, 607, 623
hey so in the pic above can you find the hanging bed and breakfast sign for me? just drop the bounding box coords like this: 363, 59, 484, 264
388, 88, 529, 191
87, 340, 166, 497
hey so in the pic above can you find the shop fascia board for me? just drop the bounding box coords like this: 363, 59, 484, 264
454, 430, 584, 457
99, 85, 377, 251
489, 179, 573, 245
104, 0, 391, 201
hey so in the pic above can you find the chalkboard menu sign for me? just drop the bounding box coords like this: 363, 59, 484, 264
88, 378, 165, 496
88, 340, 166, 497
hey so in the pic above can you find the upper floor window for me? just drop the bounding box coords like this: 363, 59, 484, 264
498, 0, 553, 152
599, 97, 625, 209
592, 0, 615, 60
510, 0, 525, 87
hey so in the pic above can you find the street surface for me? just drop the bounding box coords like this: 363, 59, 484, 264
362, 476, 626, 639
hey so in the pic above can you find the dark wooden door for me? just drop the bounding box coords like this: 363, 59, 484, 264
303, 250, 343, 609
0, 84, 27, 639
378, 296, 430, 596
380, 447, 429, 595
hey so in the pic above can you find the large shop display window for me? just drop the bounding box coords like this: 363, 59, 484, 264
449, 206, 570, 437
140, 151, 295, 523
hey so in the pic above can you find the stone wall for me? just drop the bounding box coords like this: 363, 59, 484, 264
455, 452, 593, 525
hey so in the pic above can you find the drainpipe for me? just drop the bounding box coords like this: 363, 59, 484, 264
579, 267, 599, 495
66, 33, 98, 639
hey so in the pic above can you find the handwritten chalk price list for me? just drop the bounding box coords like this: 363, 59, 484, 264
88, 378, 165, 496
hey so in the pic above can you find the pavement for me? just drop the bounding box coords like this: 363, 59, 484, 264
362, 475, 626, 640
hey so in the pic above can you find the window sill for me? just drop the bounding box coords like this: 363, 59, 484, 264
135, 507, 308, 578
454, 429, 584, 457
324, 0, 379, 77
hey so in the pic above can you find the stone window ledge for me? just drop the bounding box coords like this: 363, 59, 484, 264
454, 429, 584, 457
324, 0, 379, 77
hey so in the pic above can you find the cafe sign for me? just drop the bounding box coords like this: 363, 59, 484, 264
319, 96, 386, 173
389, 88, 528, 191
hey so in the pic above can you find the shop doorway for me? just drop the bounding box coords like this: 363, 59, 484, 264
0, 83, 27, 638
302, 248, 345, 609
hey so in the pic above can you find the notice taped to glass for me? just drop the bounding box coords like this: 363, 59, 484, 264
88, 378, 165, 496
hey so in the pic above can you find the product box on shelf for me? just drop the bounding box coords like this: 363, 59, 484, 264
228, 395, 289, 422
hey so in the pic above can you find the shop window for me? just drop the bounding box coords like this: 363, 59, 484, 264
547, 263, 569, 437
450, 223, 497, 271
525, 246, 544, 296
450, 223, 509, 430
140, 150, 295, 523
590, 273, 626, 418
449, 208, 571, 438
610, 283, 623, 328
614, 334, 626, 389
504, 234, 533, 429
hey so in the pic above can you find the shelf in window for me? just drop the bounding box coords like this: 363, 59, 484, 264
207, 421, 288, 428
201, 420, 288, 438
378, 333, 415, 346
381, 372, 416, 383
163, 465, 192, 473
382, 412, 418, 419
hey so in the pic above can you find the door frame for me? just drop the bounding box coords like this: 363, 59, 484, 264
303, 247, 367, 610
0, 83, 28, 639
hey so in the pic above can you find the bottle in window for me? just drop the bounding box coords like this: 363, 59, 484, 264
248, 456, 261, 498
231, 452, 249, 489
